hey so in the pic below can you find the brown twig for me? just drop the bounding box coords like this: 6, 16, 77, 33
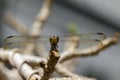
41, 51, 60, 80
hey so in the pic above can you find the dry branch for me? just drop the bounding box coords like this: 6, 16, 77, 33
0, 64, 9, 80
41, 51, 60, 80
0, 48, 41, 80
2, 0, 120, 79
23, 55, 47, 67
0, 59, 23, 80
4, 13, 29, 35
30, 0, 53, 36
59, 32, 120, 63
49, 77, 96, 80
20, 53, 96, 80
24, 0, 53, 54
55, 64, 96, 80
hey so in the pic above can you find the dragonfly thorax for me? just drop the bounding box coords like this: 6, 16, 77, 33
49, 36, 59, 52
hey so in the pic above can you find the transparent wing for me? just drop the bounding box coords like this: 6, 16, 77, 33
59, 33, 106, 41
4, 36, 51, 49
4, 33, 106, 50
4, 36, 28, 49
76, 39, 102, 50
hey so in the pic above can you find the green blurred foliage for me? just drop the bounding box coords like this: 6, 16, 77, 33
67, 22, 79, 35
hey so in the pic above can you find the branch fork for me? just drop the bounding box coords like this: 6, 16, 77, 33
2, 0, 120, 80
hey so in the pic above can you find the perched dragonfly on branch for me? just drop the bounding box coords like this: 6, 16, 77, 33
4, 33, 106, 52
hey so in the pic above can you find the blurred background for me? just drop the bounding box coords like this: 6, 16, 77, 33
0, 0, 120, 80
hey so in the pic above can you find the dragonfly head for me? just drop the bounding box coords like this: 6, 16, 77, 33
49, 36, 59, 44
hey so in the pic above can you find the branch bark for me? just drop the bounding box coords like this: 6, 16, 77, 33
0, 48, 41, 80
30, 0, 53, 36
41, 51, 60, 80
4, 13, 29, 35
55, 64, 96, 80
0, 65, 9, 80
24, 0, 53, 54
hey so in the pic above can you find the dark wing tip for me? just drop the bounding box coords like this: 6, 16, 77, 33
4, 36, 14, 46
7, 42, 12, 45
97, 33, 104, 35
7, 36, 14, 38
97, 33, 107, 39
94, 39, 101, 42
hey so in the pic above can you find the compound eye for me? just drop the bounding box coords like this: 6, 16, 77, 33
49, 36, 59, 44
56, 36, 59, 42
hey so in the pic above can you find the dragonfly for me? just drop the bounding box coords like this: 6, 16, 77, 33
4, 33, 106, 52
